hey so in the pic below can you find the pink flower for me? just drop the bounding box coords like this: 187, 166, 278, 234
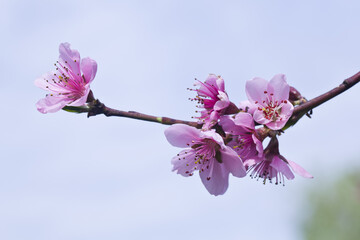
246, 137, 313, 185
190, 74, 231, 129
164, 124, 246, 196
246, 74, 294, 130
35, 43, 97, 113
220, 112, 263, 161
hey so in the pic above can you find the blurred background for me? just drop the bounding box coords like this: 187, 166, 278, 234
1, 0, 360, 239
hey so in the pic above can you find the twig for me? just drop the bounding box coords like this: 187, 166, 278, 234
288, 71, 360, 125
87, 99, 201, 128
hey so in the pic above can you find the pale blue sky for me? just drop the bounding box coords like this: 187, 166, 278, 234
1, 1, 360, 239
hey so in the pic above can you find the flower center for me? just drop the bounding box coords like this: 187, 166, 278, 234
255, 91, 288, 122
43, 60, 86, 100
187, 138, 221, 180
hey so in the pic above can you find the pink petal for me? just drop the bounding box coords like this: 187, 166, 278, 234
243, 158, 257, 168
34, 72, 70, 93
265, 119, 287, 130
234, 112, 255, 130
204, 74, 218, 88
268, 74, 289, 101
164, 124, 200, 148
270, 156, 295, 180
219, 116, 247, 136
171, 149, 197, 177
280, 101, 294, 119
197, 75, 218, 98
34, 73, 53, 91
59, 43, 81, 77
252, 134, 264, 157
200, 130, 224, 147
202, 111, 219, 130
67, 86, 90, 106
199, 161, 229, 196
253, 109, 271, 125
246, 77, 268, 105
36, 96, 71, 114
221, 146, 246, 177
215, 76, 225, 92
287, 160, 313, 178
238, 100, 256, 115
81, 57, 97, 84
219, 116, 235, 133
213, 99, 230, 111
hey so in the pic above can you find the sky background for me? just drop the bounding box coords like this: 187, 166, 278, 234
1, 0, 360, 239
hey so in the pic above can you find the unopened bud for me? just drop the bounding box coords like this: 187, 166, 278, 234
289, 86, 303, 102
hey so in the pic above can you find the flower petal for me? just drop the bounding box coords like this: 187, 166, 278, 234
202, 111, 219, 130
265, 119, 287, 130
81, 57, 97, 84
280, 101, 294, 119
246, 77, 268, 104
215, 76, 225, 92
270, 156, 295, 180
234, 112, 255, 130
253, 109, 271, 125
67, 86, 90, 106
34, 73, 53, 91
171, 149, 197, 177
243, 158, 257, 168
199, 161, 229, 196
287, 159, 313, 178
238, 100, 256, 115
213, 99, 230, 111
219, 115, 235, 133
34, 72, 71, 93
252, 134, 264, 157
59, 42, 81, 77
268, 74, 289, 101
200, 130, 224, 147
221, 146, 246, 177
196, 75, 218, 98
164, 124, 200, 148
36, 96, 71, 114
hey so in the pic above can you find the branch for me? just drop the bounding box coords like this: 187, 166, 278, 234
86, 99, 201, 128
289, 71, 360, 125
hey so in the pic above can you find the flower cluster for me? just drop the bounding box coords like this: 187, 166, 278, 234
165, 74, 313, 195
35, 44, 313, 196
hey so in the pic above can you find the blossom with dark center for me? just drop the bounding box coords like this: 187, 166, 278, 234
35, 43, 97, 113
246, 137, 313, 185
164, 124, 246, 196
246, 74, 294, 130
220, 112, 263, 161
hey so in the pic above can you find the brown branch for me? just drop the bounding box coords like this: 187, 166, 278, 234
289, 71, 360, 125
86, 99, 201, 128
